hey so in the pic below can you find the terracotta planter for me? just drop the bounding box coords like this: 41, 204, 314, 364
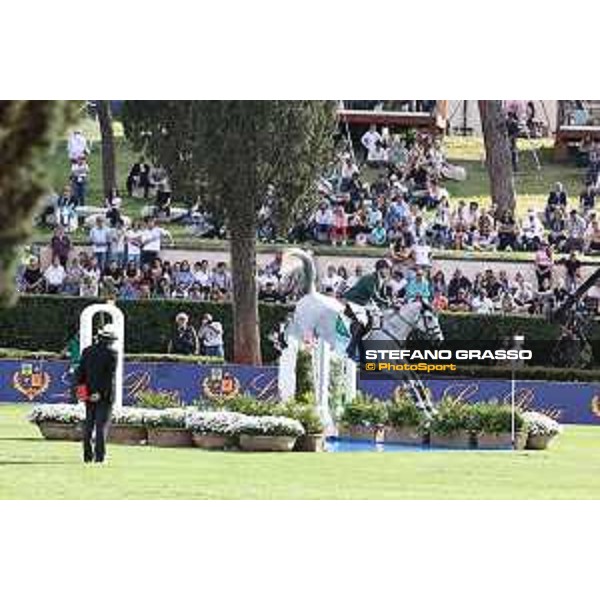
294, 434, 326, 452
108, 424, 147, 445
191, 432, 232, 450
430, 431, 473, 449
147, 427, 193, 447
384, 426, 425, 446
526, 433, 557, 450
338, 425, 383, 443
476, 432, 514, 450
37, 421, 83, 441
239, 434, 297, 452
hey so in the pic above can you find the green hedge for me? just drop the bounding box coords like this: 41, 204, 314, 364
0, 296, 288, 363
1, 295, 599, 367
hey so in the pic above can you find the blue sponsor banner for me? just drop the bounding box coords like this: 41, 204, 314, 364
359, 377, 600, 425
0, 359, 279, 406
2, 359, 600, 425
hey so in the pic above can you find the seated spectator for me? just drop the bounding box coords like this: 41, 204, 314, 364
557, 250, 582, 293
21, 257, 45, 294
566, 209, 586, 252
548, 205, 567, 251
64, 257, 84, 296
369, 221, 387, 246
534, 242, 554, 290
448, 288, 471, 312
580, 183, 597, 215
520, 209, 544, 251
331, 205, 348, 246
471, 289, 495, 314
321, 264, 343, 296
447, 268, 472, 303
198, 313, 224, 357
497, 210, 518, 251
313, 202, 333, 243
346, 265, 364, 289
432, 290, 449, 311
43, 256, 66, 294
212, 261, 232, 295
411, 239, 431, 270
585, 214, 600, 254
79, 273, 99, 297
259, 281, 283, 303
193, 260, 212, 296
175, 260, 195, 289
512, 273, 534, 310
545, 182, 567, 225
405, 268, 431, 301
168, 313, 199, 355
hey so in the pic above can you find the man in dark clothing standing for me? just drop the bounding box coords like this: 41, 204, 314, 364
75, 325, 118, 463
168, 312, 199, 355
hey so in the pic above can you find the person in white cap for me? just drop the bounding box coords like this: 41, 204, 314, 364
168, 312, 199, 355
75, 323, 118, 463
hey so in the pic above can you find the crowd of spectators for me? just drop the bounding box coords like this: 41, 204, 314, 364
316, 246, 600, 316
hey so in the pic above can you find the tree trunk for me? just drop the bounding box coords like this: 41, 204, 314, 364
229, 212, 261, 365
479, 100, 515, 217
96, 100, 117, 199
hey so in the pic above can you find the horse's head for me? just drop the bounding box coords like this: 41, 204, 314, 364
395, 299, 444, 342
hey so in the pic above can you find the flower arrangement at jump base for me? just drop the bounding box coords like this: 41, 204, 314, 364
143, 408, 194, 447
336, 394, 561, 450
235, 415, 305, 451
522, 411, 563, 450
28, 403, 84, 441
338, 393, 387, 442
185, 411, 246, 450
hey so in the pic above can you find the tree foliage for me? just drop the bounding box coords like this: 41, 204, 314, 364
0, 100, 79, 305
122, 101, 336, 363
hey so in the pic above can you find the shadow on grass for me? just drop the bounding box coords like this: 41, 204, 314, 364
0, 437, 48, 442
0, 460, 78, 466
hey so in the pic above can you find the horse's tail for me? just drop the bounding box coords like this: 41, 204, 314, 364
285, 248, 317, 296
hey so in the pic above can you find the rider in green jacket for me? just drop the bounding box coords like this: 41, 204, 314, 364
343, 259, 392, 358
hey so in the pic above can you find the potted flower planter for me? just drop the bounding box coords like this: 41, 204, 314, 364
384, 426, 424, 446
147, 427, 193, 447
430, 431, 473, 449
37, 421, 83, 442
108, 424, 147, 445
526, 433, 556, 450
294, 433, 326, 452
476, 430, 527, 450
337, 424, 383, 442
191, 432, 232, 450
239, 434, 297, 452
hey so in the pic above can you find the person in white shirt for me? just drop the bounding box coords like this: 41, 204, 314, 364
360, 125, 381, 163
471, 290, 495, 314
198, 313, 224, 357
125, 221, 143, 267
193, 260, 213, 296
140, 218, 173, 265
89, 216, 111, 271
520, 209, 545, 250
320, 264, 343, 295
70, 157, 90, 206
44, 257, 66, 294
67, 130, 89, 162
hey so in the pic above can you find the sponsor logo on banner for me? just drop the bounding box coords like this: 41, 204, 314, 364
201, 368, 241, 401
12, 363, 51, 401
